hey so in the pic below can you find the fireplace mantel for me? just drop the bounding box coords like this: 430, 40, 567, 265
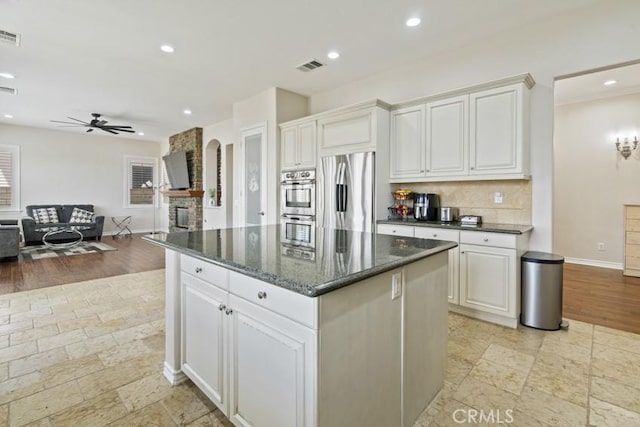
161, 190, 205, 198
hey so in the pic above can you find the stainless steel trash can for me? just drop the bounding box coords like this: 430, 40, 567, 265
521, 251, 565, 330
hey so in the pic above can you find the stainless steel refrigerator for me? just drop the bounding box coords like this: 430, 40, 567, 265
317, 151, 375, 232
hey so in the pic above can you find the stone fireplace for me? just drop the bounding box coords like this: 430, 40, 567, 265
164, 127, 204, 232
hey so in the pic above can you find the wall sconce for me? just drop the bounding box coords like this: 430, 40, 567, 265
616, 136, 638, 159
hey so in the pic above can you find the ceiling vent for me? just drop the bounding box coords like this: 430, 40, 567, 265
296, 59, 325, 72
0, 86, 17, 95
0, 30, 20, 46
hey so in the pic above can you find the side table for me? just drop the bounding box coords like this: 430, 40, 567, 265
112, 216, 132, 239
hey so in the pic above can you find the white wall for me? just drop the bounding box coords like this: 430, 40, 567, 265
203, 118, 234, 229
0, 123, 162, 233
554, 92, 640, 267
307, 0, 640, 252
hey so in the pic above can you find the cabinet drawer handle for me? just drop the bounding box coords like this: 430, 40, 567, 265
225, 308, 234, 315
195, 267, 203, 273
483, 238, 489, 242
258, 291, 267, 300
218, 304, 226, 311
433, 234, 438, 238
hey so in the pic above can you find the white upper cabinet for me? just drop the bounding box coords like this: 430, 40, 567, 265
425, 95, 468, 177
389, 74, 533, 183
390, 105, 425, 179
469, 83, 528, 176
280, 121, 317, 170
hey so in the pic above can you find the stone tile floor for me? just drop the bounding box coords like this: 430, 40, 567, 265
0, 270, 638, 426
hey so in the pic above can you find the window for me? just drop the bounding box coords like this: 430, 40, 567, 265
124, 156, 157, 207
0, 145, 19, 211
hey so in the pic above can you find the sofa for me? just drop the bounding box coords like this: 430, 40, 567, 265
22, 204, 105, 246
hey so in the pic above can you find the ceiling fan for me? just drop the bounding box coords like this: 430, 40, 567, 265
51, 113, 136, 135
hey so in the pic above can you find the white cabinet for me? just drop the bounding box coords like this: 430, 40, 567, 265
229, 295, 316, 427
389, 75, 533, 183
179, 260, 316, 422
426, 95, 468, 177
456, 230, 528, 328
414, 227, 460, 305
377, 223, 415, 237
390, 105, 426, 179
469, 83, 528, 176
181, 273, 228, 411
459, 244, 516, 317
281, 121, 316, 170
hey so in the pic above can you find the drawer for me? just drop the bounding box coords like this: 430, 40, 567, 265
229, 271, 317, 329
414, 227, 459, 243
377, 224, 415, 237
627, 232, 640, 245
181, 255, 229, 290
460, 231, 516, 248
626, 219, 640, 232
626, 206, 640, 220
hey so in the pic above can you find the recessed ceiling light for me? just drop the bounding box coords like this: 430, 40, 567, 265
406, 17, 421, 27
4, 114, 13, 119
0, 73, 15, 79
183, 109, 192, 115
603, 80, 617, 86
160, 44, 175, 53
137, 132, 145, 136
327, 51, 340, 60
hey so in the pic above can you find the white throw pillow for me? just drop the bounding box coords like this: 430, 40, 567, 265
69, 207, 95, 223
33, 207, 59, 224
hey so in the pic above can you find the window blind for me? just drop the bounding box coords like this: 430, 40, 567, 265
128, 159, 155, 205
0, 150, 12, 207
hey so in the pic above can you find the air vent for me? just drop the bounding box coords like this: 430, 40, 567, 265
0, 86, 17, 95
296, 59, 325, 72
0, 30, 20, 46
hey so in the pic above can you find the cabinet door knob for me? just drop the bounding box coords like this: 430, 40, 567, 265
258, 291, 267, 300
420, 170, 425, 173
195, 267, 203, 273
259, 211, 265, 216
225, 308, 234, 315
426, 169, 430, 172
483, 238, 489, 242
470, 167, 475, 170
218, 304, 226, 311
433, 234, 438, 238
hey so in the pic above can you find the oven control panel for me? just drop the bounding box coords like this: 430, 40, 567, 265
281, 169, 315, 182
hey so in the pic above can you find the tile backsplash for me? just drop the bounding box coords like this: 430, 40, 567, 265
392, 180, 532, 225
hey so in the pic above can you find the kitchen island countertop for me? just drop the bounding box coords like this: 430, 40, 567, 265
143, 225, 456, 297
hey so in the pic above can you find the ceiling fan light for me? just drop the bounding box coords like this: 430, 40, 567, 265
160, 44, 175, 53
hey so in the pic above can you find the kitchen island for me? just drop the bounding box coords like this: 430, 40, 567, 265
144, 225, 456, 427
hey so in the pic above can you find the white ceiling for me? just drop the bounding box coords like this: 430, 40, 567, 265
0, 0, 601, 142
555, 62, 640, 106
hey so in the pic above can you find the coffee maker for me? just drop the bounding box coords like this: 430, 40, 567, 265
414, 193, 440, 221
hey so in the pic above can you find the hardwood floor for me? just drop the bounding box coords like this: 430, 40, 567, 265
2, 237, 639, 334
0, 233, 165, 295
563, 262, 640, 335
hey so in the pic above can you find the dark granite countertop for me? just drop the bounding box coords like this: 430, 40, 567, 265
377, 219, 533, 234
143, 225, 456, 297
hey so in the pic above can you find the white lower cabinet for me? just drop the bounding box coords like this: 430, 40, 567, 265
378, 224, 529, 328
459, 244, 515, 317
180, 266, 316, 424
414, 227, 460, 305
229, 295, 316, 427
181, 273, 228, 412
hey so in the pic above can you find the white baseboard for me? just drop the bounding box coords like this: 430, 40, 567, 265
564, 257, 623, 270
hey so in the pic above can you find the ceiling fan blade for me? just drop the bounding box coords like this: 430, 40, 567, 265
66, 117, 90, 124
101, 128, 118, 135
51, 120, 85, 125
111, 128, 135, 133
86, 128, 94, 133
103, 125, 133, 129
96, 120, 108, 126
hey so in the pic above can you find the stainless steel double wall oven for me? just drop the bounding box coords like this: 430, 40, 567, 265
280, 169, 315, 249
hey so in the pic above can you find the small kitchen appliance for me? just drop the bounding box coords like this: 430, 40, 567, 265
413, 193, 440, 221
460, 215, 482, 226
439, 207, 458, 222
